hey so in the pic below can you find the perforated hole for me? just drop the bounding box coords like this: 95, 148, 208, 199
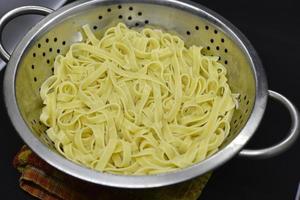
214, 30, 218, 34
107, 8, 111, 12
145, 20, 149, 24
186, 31, 191, 35
240, 119, 244, 125
32, 36, 61, 79
195, 25, 199, 30
205, 25, 209, 30
98, 15, 103, 20
129, 6, 133, 11
138, 12, 142, 16
128, 16, 132, 20
118, 5, 122, 9
230, 94, 252, 134
93, 26, 98, 30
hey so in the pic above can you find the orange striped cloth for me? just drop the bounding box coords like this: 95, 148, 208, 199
13, 145, 211, 200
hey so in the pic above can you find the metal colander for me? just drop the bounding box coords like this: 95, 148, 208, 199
0, 0, 299, 188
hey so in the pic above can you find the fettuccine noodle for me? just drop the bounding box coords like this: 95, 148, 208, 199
40, 23, 238, 175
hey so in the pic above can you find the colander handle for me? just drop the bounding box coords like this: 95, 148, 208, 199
0, 6, 53, 63
239, 90, 300, 159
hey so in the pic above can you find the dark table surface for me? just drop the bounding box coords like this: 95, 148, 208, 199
1, 0, 300, 199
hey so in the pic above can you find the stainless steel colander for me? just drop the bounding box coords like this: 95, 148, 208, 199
0, 0, 299, 188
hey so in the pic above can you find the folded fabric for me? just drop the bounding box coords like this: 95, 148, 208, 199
13, 145, 211, 200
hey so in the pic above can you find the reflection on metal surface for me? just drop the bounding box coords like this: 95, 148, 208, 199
296, 182, 300, 200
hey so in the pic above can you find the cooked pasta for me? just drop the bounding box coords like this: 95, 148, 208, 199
40, 23, 238, 175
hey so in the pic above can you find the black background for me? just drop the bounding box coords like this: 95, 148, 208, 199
0, 0, 300, 199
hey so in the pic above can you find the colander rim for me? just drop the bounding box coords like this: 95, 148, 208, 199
3, 0, 268, 188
